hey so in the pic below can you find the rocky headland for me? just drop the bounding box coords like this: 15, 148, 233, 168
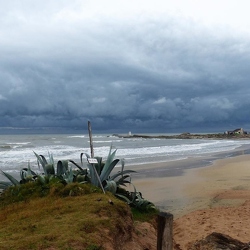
113, 132, 250, 140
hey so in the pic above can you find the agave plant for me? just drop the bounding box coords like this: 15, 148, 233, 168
83, 146, 136, 195
0, 148, 135, 197
0, 170, 19, 189
19, 163, 37, 184
34, 152, 89, 184
131, 192, 156, 211
0, 161, 38, 190
115, 183, 156, 211
34, 151, 55, 176
0, 146, 156, 212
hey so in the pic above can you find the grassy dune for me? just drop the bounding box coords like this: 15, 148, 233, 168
0, 183, 157, 250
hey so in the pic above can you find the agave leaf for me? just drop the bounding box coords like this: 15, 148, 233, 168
115, 175, 132, 186
104, 147, 117, 166
118, 181, 131, 187
104, 180, 117, 194
87, 163, 105, 193
34, 152, 47, 175
20, 168, 26, 181
27, 162, 32, 176
83, 153, 101, 186
100, 146, 117, 175
75, 174, 87, 183
39, 154, 48, 165
63, 168, 74, 183
45, 164, 55, 175
87, 163, 98, 186
129, 183, 137, 203
94, 157, 103, 175
27, 162, 37, 176
56, 160, 69, 175
132, 192, 155, 209
83, 153, 105, 189
69, 160, 85, 171
110, 170, 136, 180
57, 161, 66, 175
62, 160, 68, 171
21, 162, 36, 180
48, 152, 54, 165
100, 159, 119, 182
74, 168, 88, 176
133, 193, 155, 210
81, 153, 90, 165
135, 192, 143, 205
37, 175, 46, 184
115, 194, 131, 204
80, 153, 84, 165
0, 181, 13, 189
1, 170, 19, 186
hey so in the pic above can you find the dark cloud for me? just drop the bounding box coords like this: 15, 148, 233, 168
1, 2, 250, 133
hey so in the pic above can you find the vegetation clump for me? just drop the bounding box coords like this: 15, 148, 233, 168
0, 146, 156, 211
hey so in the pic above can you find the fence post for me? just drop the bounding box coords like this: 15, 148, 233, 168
157, 212, 173, 250
88, 121, 94, 158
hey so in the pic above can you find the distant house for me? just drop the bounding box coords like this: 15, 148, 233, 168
224, 128, 246, 135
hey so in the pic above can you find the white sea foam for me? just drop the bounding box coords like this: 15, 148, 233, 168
7, 142, 31, 145
67, 135, 85, 138
94, 140, 122, 143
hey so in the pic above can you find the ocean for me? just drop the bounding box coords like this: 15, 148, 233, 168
1, 133, 250, 181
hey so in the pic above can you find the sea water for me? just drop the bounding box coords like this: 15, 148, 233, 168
1, 133, 250, 181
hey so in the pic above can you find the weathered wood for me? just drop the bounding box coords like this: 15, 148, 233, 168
88, 121, 94, 158
87, 121, 106, 194
157, 212, 173, 250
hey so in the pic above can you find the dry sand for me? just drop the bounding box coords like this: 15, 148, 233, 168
130, 154, 250, 249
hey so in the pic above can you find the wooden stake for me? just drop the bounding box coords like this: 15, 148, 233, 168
157, 212, 173, 250
87, 121, 105, 194
88, 121, 94, 158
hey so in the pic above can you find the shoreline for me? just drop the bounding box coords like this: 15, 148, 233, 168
172, 154, 250, 249
129, 147, 250, 218
130, 144, 250, 179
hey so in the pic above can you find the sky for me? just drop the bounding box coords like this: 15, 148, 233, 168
1, 0, 250, 133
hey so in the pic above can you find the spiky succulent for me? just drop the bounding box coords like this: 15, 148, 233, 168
0, 147, 155, 211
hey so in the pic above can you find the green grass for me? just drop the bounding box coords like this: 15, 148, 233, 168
131, 207, 159, 222
0, 182, 157, 249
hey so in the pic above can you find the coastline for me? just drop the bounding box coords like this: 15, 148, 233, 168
114, 132, 250, 140
130, 147, 250, 217
173, 154, 250, 249
130, 149, 250, 248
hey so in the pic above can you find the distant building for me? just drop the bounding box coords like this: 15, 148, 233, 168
224, 128, 245, 135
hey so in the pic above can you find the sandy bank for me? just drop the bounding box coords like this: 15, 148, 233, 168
130, 154, 250, 248
131, 154, 250, 216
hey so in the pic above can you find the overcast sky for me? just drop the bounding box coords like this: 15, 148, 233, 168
1, 0, 250, 133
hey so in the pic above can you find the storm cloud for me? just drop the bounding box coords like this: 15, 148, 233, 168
1, 1, 250, 133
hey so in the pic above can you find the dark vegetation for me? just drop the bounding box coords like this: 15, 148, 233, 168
0, 146, 156, 212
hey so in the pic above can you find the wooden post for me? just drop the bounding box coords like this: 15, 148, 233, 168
87, 121, 106, 194
157, 212, 173, 250
88, 121, 94, 158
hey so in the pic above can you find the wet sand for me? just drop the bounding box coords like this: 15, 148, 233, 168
129, 153, 250, 249
130, 152, 250, 215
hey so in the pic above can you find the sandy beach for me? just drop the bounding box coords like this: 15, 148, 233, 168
131, 153, 250, 249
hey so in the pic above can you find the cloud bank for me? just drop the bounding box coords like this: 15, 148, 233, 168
1, 1, 250, 133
